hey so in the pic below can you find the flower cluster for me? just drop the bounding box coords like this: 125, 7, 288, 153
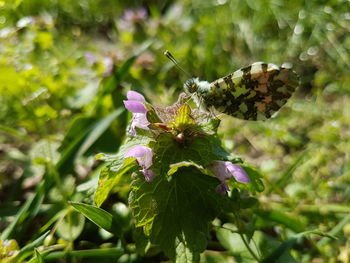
123, 91, 150, 136
208, 161, 250, 194
125, 145, 154, 182
122, 90, 250, 194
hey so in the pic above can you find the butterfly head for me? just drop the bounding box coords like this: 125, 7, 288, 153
184, 78, 200, 94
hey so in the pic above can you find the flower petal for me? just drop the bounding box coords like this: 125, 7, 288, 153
125, 145, 148, 158
141, 168, 155, 182
226, 163, 250, 183
123, 100, 147, 113
209, 161, 250, 184
127, 91, 145, 102
215, 182, 230, 195
208, 161, 230, 181
125, 145, 153, 169
132, 112, 150, 130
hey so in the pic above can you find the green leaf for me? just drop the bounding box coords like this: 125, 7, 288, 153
255, 209, 305, 233
0, 124, 30, 141
208, 136, 230, 160
133, 227, 151, 256
317, 212, 348, 246
261, 230, 332, 263
146, 105, 162, 123
129, 167, 226, 263
94, 158, 137, 207
216, 224, 258, 262
35, 249, 44, 263
94, 131, 153, 206
151, 133, 218, 177
167, 161, 205, 176
70, 202, 122, 236
201, 251, 232, 263
67, 79, 100, 109
198, 117, 221, 135
58, 115, 94, 153
101, 131, 152, 167
1, 183, 45, 240
172, 104, 196, 130
273, 150, 309, 191
14, 231, 50, 263
75, 108, 125, 158
42, 248, 124, 261
56, 109, 124, 174
216, 225, 296, 262
56, 209, 85, 241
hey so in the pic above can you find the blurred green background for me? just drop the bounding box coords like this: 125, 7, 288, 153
0, 0, 349, 262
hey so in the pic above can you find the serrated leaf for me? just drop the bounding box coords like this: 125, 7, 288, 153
70, 202, 122, 236
198, 117, 221, 135
168, 161, 205, 176
151, 133, 218, 177
129, 167, 227, 263
94, 158, 136, 207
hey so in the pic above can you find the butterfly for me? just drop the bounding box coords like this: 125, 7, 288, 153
183, 62, 299, 121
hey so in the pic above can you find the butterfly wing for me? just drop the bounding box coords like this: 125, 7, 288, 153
207, 62, 299, 120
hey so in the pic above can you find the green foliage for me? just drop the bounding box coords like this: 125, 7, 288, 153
70, 202, 122, 236
94, 159, 136, 207
150, 133, 218, 177
0, 0, 349, 262
129, 168, 226, 263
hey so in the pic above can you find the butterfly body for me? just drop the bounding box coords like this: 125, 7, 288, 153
184, 62, 299, 120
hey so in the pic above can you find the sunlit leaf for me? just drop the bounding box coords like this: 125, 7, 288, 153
129, 168, 227, 263
56, 210, 85, 241
94, 158, 137, 207
70, 202, 122, 236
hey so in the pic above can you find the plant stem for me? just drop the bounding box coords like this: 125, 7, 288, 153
234, 213, 261, 262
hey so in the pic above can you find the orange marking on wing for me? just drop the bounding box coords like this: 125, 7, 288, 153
255, 84, 268, 93
263, 95, 272, 104
255, 101, 266, 112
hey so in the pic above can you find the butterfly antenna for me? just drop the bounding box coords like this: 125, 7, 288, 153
164, 50, 191, 78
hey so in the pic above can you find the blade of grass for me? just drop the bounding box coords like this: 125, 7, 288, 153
44, 248, 124, 260
1, 182, 45, 240
14, 231, 50, 263
70, 202, 122, 236
75, 108, 124, 158
261, 230, 335, 263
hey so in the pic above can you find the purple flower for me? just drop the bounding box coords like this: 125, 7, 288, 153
123, 91, 150, 135
125, 145, 154, 182
118, 8, 147, 32
208, 161, 250, 194
127, 90, 146, 102
85, 52, 97, 65
216, 182, 230, 195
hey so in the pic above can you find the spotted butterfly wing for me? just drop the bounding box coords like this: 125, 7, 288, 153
184, 62, 299, 120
